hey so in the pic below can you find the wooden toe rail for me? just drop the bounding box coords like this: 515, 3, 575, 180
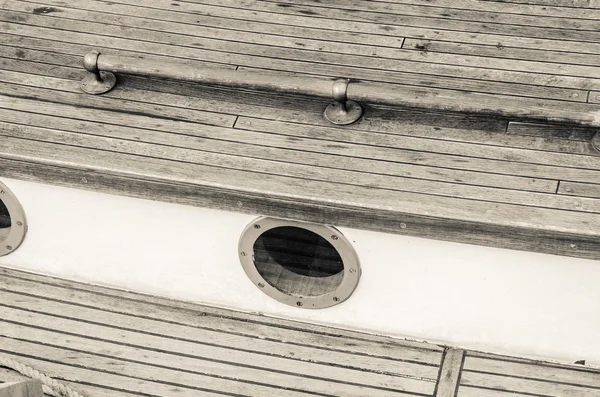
81, 50, 600, 140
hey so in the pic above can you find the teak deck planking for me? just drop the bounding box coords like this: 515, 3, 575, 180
1, 268, 599, 397
2, 0, 600, 260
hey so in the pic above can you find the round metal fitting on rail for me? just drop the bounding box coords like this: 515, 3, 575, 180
0, 180, 27, 257
592, 132, 600, 153
81, 51, 117, 95
324, 79, 363, 125
239, 217, 361, 309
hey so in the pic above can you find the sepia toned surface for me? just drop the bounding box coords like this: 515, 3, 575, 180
1, 267, 599, 397
1, 0, 600, 260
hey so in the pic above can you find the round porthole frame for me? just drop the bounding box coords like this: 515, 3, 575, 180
0, 180, 27, 257
239, 217, 361, 309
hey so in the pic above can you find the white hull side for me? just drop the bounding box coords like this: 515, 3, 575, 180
1, 177, 599, 365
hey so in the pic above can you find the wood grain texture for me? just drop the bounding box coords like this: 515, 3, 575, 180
2, 0, 600, 260
0, 267, 441, 397
1, 267, 599, 397
435, 349, 465, 397
0, 381, 43, 397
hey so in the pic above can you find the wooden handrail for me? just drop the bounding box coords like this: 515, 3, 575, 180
80, 50, 600, 149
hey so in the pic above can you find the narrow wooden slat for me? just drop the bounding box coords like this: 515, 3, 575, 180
558, 181, 600, 198
463, 356, 600, 388
507, 121, 597, 142
460, 370, 600, 396
403, 38, 600, 68
434, 349, 465, 397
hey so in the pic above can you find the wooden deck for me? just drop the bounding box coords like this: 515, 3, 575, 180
2, 0, 600, 259
1, 267, 599, 397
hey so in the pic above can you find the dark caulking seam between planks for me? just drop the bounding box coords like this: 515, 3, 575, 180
0, 298, 440, 367
0, 331, 430, 395
8, 11, 600, 87
0, 269, 443, 352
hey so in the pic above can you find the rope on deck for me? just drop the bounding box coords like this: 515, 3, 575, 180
0, 354, 85, 397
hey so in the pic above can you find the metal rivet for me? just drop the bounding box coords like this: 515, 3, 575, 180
254, 224, 261, 229
331, 235, 338, 240
333, 297, 340, 302
400, 223, 407, 229
240, 252, 247, 256
565, 186, 573, 192
6, 246, 12, 251
570, 244, 578, 249
258, 282, 265, 288
349, 268, 356, 273
296, 301, 303, 307
572, 93, 579, 98
16, 221, 22, 227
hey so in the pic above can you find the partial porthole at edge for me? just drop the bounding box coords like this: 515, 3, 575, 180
0, 180, 27, 256
239, 217, 360, 309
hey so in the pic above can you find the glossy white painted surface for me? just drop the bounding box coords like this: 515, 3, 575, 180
1, 177, 599, 365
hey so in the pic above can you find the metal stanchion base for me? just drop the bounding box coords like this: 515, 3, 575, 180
80, 71, 117, 95
324, 100, 363, 125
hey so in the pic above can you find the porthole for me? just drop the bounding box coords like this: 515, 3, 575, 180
239, 217, 360, 309
0, 180, 27, 256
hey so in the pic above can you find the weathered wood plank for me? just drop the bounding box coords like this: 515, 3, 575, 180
460, 370, 600, 396
463, 356, 600, 388
435, 349, 465, 397
558, 181, 600, 198
507, 121, 597, 142
403, 38, 600, 68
